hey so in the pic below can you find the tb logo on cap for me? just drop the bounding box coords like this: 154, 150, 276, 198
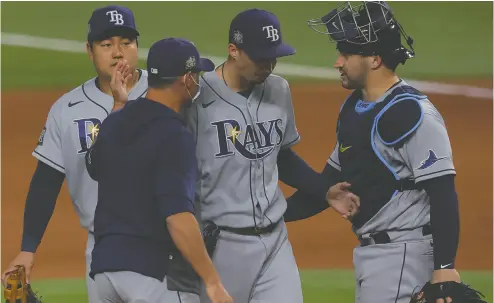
262, 25, 279, 42
106, 10, 124, 25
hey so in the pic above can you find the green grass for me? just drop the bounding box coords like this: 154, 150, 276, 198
1, 1, 492, 90
2, 270, 492, 302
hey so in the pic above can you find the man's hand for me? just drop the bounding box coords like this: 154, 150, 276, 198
431, 269, 461, 303
2, 251, 35, 286
110, 60, 134, 111
205, 281, 233, 303
326, 182, 360, 219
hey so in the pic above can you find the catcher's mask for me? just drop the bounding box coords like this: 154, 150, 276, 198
307, 1, 415, 66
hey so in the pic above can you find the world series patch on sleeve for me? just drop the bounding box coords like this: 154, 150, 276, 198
3, 265, 42, 303
409, 281, 487, 303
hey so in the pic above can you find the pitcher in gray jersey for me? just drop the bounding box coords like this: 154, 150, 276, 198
1, 6, 149, 303
284, 2, 465, 303
185, 8, 359, 303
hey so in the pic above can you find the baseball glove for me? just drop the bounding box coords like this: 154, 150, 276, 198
3, 265, 42, 303
410, 281, 486, 303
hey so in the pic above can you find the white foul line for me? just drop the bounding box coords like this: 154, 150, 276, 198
1, 32, 492, 100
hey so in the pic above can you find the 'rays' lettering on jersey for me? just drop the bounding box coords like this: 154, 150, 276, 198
74, 118, 102, 154
212, 119, 283, 159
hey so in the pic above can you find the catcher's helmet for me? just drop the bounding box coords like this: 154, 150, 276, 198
307, 1, 415, 66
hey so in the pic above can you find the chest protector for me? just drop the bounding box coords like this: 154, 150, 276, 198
337, 84, 426, 229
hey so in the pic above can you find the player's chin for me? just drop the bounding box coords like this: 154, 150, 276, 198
341, 79, 360, 90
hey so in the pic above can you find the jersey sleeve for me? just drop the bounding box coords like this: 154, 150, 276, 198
281, 80, 300, 149
327, 142, 341, 171
32, 102, 65, 173
403, 110, 456, 183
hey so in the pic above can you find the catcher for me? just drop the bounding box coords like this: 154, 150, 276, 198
284, 1, 488, 303
3, 265, 42, 303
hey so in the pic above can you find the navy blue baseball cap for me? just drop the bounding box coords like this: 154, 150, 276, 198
229, 9, 295, 60
87, 5, 139, 42
147, 38, 215, 78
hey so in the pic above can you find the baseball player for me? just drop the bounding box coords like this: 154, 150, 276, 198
1, 6, 147, 303
184, 8, 359, 303
86, 38, 232, 303
285, 1, 465, 303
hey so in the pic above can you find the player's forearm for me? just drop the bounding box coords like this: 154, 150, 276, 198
420, 175, 460, 270
166, 212, 221, 286
285, 191, 329, 222
284, 163, 342, 222
278, 148, 333, 202
21, 161, 64, 252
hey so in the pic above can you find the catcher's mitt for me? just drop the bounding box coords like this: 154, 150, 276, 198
410, 281, 486, 303
3, 265, 42, 303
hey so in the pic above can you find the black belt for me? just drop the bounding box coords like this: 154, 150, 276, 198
396, 179, 420, 192
359, 224, 432, 247
218, 220, 280, 236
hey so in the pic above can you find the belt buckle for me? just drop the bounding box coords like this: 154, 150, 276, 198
254, 226, 262, 235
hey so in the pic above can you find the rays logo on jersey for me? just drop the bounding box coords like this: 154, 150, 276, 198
212, 118, 283, 160
74, 118, 102, 154
416, 149, 448, 170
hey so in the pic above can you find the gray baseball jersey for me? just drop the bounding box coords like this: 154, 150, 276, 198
184, 70, 303, 303
327, 80, 456, 235
33, 70, 148, 232
184, 71, 300, 228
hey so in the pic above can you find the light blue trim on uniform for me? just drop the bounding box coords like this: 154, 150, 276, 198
375, 96, 426, 146
355, 100, 377, 114
370, 93, 427, 180
391, 189, 399, 198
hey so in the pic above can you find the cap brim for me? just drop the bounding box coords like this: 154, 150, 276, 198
244, 43, 296, 60
197, 58, 216, 72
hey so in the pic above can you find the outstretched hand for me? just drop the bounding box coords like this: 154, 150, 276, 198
326, 182, 360, 219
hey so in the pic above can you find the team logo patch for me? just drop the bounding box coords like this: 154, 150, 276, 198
262, 25, 279, 42
212, 118, 284, 160
185, 56, 196, 71
416, 149, 448, 170
106, 10, 124, 25
74, 118, 102, 154
38, 127, 46, 146
232, 30, 243, 44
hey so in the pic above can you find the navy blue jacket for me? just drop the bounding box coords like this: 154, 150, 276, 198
86, 97, 197, 281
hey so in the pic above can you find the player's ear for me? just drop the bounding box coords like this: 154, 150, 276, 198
227, 43, 239, 60
371, 55, 382, 70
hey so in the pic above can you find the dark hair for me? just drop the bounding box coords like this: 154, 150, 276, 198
147, 75, 179, 89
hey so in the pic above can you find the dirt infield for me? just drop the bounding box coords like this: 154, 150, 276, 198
2, 81, 492, 279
